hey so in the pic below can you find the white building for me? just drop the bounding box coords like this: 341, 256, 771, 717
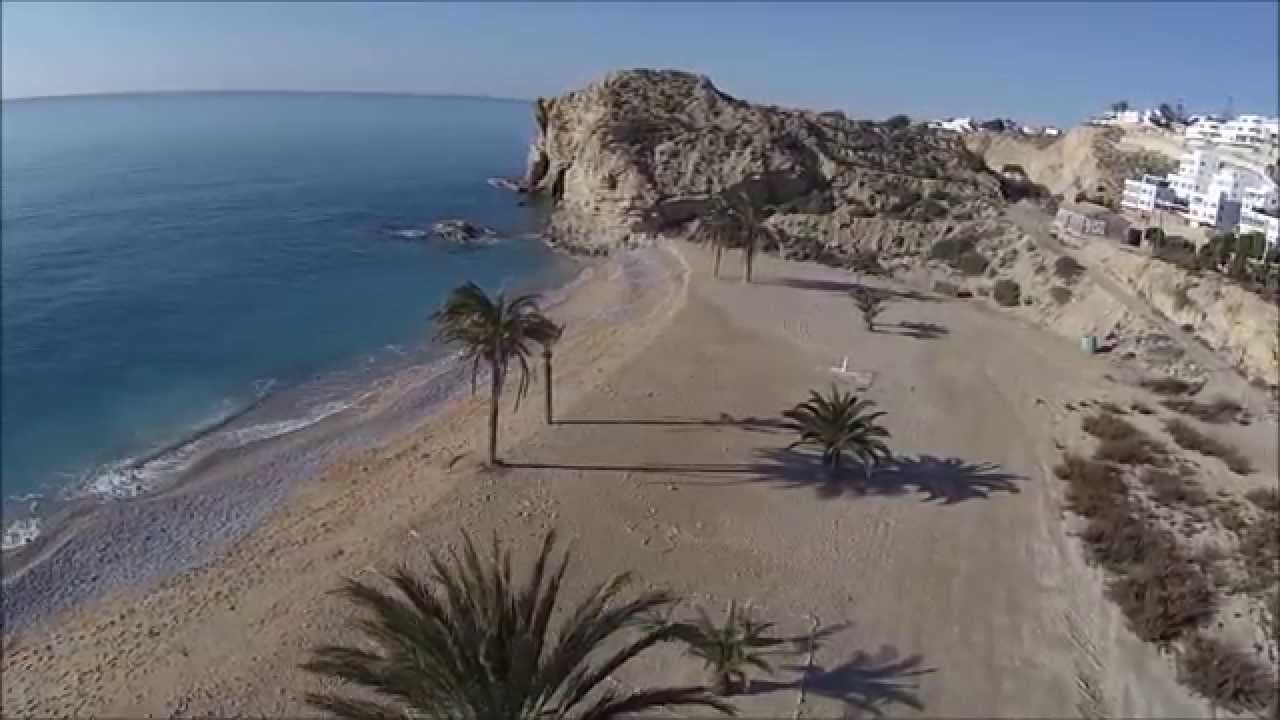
930, 117, 974, 133
1185, 119, 1224, 145
1221, 115, 1279, 148
1239, 208, 1280, 248
1122, 175, 1180, 213
1184, 114, 1280, 150
1131, 147, 1278, 244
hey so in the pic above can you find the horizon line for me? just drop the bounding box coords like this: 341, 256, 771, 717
1, 88, 533, 104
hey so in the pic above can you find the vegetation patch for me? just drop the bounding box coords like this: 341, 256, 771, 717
1140, 377, 1200, 396
1139, 466, 1209, 508
1245, 487, 1280, 514
1083, 412, 1169, 466
932, 280, 959, 297
992, 279, 1021, 307
1176, 633, 1276, 716
1160, 395, 1244, 424
956, 250, 990, 276
1164, 419, 1253, 474
1053, 454, 1215, 645
1049, 286, 1072, 304
1053, 256, 1086, 285
1130, 401, 1155, 415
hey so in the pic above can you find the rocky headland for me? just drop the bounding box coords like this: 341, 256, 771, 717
522, 68, 1279, 387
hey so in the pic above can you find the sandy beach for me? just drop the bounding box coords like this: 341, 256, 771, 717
4, 241, 1277, 717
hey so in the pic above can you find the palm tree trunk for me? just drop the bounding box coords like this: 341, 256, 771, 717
543, 348, 554, 425
743, 243, 754, 284
713, 245, 723, 278
488, 365, 502, 465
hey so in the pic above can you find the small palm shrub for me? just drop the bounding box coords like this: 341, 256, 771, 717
783, 385, 892, 486
659, 602, 785, 696
303, 532, 732, 720
851, 287, 887, 331
1054, 255, 1085, 284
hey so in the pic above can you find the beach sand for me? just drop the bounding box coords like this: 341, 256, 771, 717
4, 242, 1276, 717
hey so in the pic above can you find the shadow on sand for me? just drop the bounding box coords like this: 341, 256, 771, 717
876, 321, 950, 340
757, 277, 944, 303
510, 442, 1020, 505
553, 414, 789, 433
742, 448, 1023, 503
748, 644, 934, 717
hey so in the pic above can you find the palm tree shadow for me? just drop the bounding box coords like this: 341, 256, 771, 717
742, 448, 1022, 503
757, 277, 944, 303
748, 644, 934, 717
553, 414, 789, 434
881, 321, 949, 340
869, 455, 1022, 503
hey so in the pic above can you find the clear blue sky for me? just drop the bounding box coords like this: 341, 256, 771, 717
3, 1, 1277, 126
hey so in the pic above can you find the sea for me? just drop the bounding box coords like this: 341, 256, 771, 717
1, 92, 572, 551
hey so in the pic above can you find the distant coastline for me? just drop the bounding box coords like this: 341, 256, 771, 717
1, 89, 532, 104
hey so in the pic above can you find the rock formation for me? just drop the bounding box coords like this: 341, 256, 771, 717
524, 69, 1009, 258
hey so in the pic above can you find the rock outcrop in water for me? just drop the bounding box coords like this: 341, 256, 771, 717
431, 219, 498, 245
524, 68, 1008, 258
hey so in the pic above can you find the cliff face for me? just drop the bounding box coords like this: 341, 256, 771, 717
526, 69, 1007, 256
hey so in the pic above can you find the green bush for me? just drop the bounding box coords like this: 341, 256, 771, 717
992, 279, 1021, 307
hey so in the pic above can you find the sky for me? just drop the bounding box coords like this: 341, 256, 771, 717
3, 1, 1277, 126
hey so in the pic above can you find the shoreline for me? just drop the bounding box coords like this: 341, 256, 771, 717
1, 247, 597, 633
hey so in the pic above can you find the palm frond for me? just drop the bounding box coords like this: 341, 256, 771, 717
783, 385, 893, 479
303, 532, 725, 720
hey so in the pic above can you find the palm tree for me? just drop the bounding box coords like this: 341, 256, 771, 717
658, 602, 784, 696
701, 207, 737, 280
720, 188, 768, 284
542, 323, 564, 425
852, 287, 887, 331
303, 531, 734, 720
433, 282, 560, 465
783, 385, 892, 487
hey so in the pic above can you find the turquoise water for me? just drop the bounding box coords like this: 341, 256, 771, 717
1, 93, 563, 532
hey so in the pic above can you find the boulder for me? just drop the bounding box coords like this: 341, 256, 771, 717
431, 220, 498, 245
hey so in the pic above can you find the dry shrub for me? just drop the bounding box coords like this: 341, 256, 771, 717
1054, 255, 1086, 284
932, 280, 959, 297
956, 250, 990, 276
1141, 467, 1209, 508
1054, 452, 1217, 648
1130, 401, 1155, 415
1237, 511, 1280, 595
1083, 412, 1141, 439
1245, 487, 1280, 513
1105, 559, 1216, 646
1161, 395, 1244, 424
1055, 454, 1124, 518
1176, 633, 1276, 715
1049, 285, 1073, 304
992, 279, 1021, 307
1165, 419, 1254, 474
1095, 436, 1169, 467
1097, 401, 1128, 415
1141, 377, 1199, 396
